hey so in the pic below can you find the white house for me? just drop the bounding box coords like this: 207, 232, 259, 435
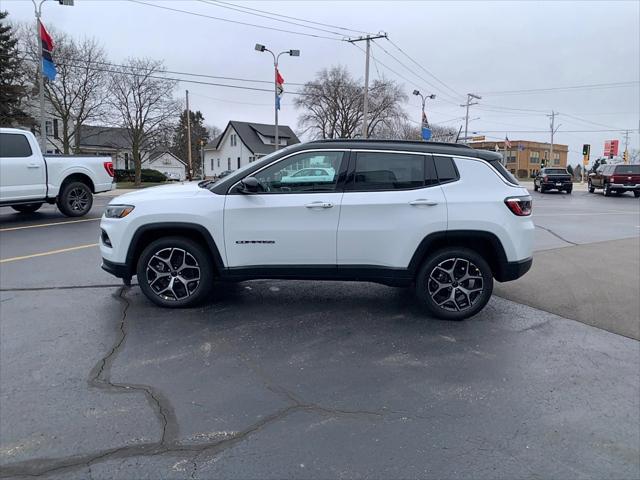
203, 121, 300, 177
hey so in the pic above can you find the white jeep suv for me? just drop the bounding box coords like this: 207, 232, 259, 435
100, 140, 533, 320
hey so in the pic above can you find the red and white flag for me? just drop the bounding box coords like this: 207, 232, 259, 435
276, 68, 284, 110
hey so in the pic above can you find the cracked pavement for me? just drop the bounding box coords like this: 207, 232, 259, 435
1, 192, 639, 479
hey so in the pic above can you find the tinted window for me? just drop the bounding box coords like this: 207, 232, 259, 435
545, 169, 568, 175
614, 165, 640, 174
251, 151, 344, 193
433, 156, 459, 183
352, 152, 424, 191
0, 133, 33, 158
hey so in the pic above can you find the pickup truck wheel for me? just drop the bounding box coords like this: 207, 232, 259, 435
137, 237, 213, 308
634, 191, 640, 198
415, 248, 493, 321
603, 183, 611, 197
11, 203, 43, 213
534, 183, 539, 192
57, 182, 93, 217
588, 181, 595, 193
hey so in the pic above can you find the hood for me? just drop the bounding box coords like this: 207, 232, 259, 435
110, 182, 211, 204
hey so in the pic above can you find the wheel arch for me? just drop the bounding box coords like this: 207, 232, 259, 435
59, 173, 95, 194
126, 222, 225, 275
408, 230, 511, 282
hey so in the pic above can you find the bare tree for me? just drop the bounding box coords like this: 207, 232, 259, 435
372, 117, 459, 143
109, 58, 180, 186
294, 66, 406, 139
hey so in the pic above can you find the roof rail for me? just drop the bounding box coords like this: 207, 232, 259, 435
307, 138, 472, 149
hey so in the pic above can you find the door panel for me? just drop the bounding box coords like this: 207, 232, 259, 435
337, 152, 447, 268
0, 132, 46, 202
223, 150, 347, 267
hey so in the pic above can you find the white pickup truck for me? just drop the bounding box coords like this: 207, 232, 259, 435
0, 128, 115, 216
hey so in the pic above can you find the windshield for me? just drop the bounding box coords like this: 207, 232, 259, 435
614, 165, 640, 174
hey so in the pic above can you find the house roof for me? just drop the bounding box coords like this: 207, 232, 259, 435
148, 150, 187, 165
79, 125, 131, 149
205, 121, 300, 155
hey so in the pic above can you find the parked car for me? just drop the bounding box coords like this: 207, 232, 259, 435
100, 140, 534, 321
281, 167, 336, 185
163, 171, 182, 182
533, 168, 573, 193
588, 164, 640, 197
0, 128, 115, 216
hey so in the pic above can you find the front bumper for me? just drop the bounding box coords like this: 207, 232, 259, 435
610, 183, 640, 190
101, 258, 132, 280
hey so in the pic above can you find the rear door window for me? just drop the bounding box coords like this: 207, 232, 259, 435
351, 152, 425, 191
0, 133, 33, 158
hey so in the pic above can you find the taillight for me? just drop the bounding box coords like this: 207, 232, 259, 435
505, 196, 532, 216
543, 175, 548, 181
103, 161, 114, 177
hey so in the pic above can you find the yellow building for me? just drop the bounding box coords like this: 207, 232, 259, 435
469, 140, 568, 179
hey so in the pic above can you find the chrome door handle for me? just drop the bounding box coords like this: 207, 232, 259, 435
409, 199, 438, 206
27, 163, 41, 169
305, 201, 333, 209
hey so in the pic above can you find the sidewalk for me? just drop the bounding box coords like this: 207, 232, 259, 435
494, 236, 640, 340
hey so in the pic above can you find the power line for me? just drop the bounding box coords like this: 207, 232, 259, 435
385, 38, 463, 99
479, 80, 640, 96
127, 0, 343, 41
197, 0, 353, 37
558, 112, 625, 131
473, 129, 638, 133
206, 0, 373, 35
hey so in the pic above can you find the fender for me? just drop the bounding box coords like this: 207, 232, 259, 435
49, 165, 97, 196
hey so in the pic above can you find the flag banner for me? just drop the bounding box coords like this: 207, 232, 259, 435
505, 136, 512, 149
39, 20, 56, 81
421, 110, 429, 129
276, 68, 284, 110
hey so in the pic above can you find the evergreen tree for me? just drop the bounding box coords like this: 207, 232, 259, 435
0, 11, 34, 127
171, 110, 210, 179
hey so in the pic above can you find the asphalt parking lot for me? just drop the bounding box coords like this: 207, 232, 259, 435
1, 186, 639, 479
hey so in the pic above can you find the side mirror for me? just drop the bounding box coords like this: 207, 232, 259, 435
240, 176, 260, 194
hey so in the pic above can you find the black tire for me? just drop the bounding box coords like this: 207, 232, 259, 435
634, 191, 640, 198
136, 236, 214, 308
539, 184, 546, 193
565, 188, 572, 194
11, 203, 43, 213
534, 183, 539, 192
415, 247, 494, 321
588, 181, 595, 193
603, 183, 611, 197
57, 181, 93, 217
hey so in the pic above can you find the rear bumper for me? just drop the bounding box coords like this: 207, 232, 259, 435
610, 183, 640, 190
541, 181, 572, 189
498, 257, 532, 282
101, 258, 131, 280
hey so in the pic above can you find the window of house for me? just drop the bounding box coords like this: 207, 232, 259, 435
45, 120, 53, 136
249, 156, 255, 163
227, 158, 231, 170
211, 158, 214, 170
0, 133, 33, 157
237, 157, 241, 169
349, 152, 426, 191
230, 134, 237, 147
252, 151, 344, 193
217, 159, 220, 168
553, 153, 560, 165
530, 151, 540, 163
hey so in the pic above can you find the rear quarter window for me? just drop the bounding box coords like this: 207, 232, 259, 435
433, 156, 459, 184
0, 133, 33, 158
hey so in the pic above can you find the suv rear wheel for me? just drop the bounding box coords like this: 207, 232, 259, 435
415, 248, 494, 321
136, 236, 213, 308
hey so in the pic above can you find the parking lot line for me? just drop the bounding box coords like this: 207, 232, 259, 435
0, 217, 101, 232
0, 243, 99, 264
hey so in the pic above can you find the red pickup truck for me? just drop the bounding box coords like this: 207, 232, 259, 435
588, 164, 640, 197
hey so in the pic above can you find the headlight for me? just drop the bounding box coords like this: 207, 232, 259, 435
104, 205, 135, 218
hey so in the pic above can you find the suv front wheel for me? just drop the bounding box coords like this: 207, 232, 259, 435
415, 248, 494, 321
136, 236, 214, 308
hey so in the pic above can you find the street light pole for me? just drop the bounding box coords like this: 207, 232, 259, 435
31, 0, 73, 152
255, 44, 299, 151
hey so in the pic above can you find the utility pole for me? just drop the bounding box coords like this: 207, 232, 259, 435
346, 33, 388, 138
461, 93, 481, 142
623, 130, 630, 164
548, 111, 560, 167
185, 90, 192, 181
200, 139, 205, 179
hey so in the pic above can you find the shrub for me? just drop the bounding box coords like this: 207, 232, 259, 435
115, 169, 167, 183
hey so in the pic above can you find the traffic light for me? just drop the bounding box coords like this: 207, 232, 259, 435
623, 150, 629, 163
582, 144, 590, 156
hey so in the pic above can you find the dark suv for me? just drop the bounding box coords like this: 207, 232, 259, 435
533, 168, 573, 194
588, 164, 640, 197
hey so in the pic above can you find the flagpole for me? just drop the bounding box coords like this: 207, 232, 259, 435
33, 1, 46, 151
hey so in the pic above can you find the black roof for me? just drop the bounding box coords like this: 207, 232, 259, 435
205, 121, 300, 155
209, 139, 504, 195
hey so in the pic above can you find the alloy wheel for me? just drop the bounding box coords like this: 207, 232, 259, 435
68, 187, 90, 212
146, 247, 201, 301
427, 257, 484, 312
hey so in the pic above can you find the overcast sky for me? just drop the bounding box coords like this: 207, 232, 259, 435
5, 0, 640, 165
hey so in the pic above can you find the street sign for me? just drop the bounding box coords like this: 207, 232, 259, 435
421, 127, 432, 140
604, 140, 619, 158
471, 136, 485, 142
